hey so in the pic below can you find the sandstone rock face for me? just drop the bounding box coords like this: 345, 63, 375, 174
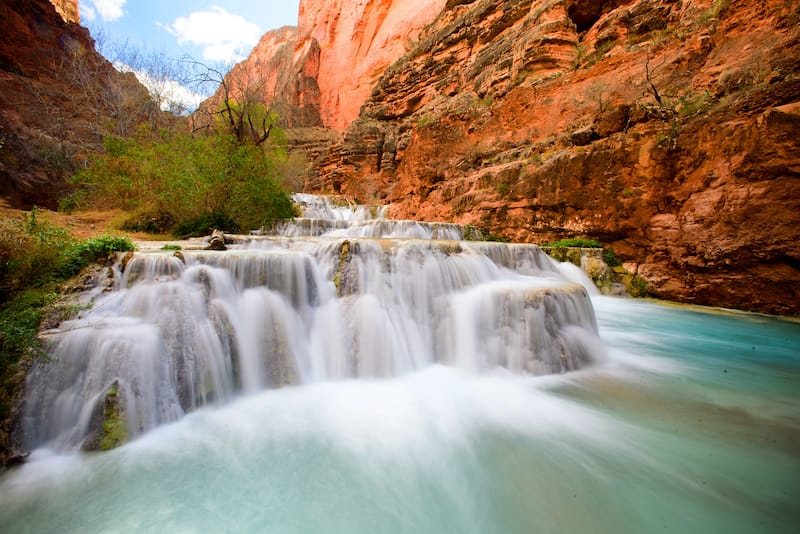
201, 26, 323, 128
49, 0, 79, 24
307, 0, 800, 314
296, 0, 446, 129
213, 0, 446, 130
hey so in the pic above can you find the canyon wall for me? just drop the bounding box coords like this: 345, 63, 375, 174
49, 0, 80, 24
295, 0, 446, 129
210, 0, 445, 130
0, 0, 154, 209
305, 0, 800, 314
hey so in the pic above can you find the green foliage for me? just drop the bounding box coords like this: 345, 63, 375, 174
1, 208, 72, 298
542, 238, 604, 248
603, 247, 622, 268
0, 213, 135, 425
0, 288, 51, 420
98, 386, 128, 451
160, 244, 182, 251
62, 236, 135, 277
626, 275, 650, 298
174, 211, 239, 238
71, 129, 295, 235
0, 289, 53, 363
483, 232, 510, 243
218, 101, 282, 146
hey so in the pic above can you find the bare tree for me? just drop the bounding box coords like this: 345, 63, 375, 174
644, 48, 666, 108
40, 37, 158, 139
106, 43, 198, 117
187, 60, 278, 146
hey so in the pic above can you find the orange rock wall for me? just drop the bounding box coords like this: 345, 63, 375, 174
295, 0, 446, 129
49, 0, 79, 24
307, 0, 800, 314
202, 26, 318, 127
211, 0, 445, 129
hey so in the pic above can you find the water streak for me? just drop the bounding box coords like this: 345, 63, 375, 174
21, 197, 601, 451
4, 196, 799, 533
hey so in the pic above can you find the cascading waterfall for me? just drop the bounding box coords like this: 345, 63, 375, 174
269, 193, 475, 239
5, 194, 800, 533
21, 195, 602, 452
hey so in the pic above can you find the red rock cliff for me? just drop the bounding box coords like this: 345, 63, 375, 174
49, 0, 79, 24
202, 26, 317, 127
295, 0, 446, 129
307, 0, 800, 314
213, 0, 446, 130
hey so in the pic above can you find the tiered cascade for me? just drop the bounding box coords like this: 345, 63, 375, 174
22, 195, 603, 451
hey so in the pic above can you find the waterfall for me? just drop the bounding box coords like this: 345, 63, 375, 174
22, 195, 603, 452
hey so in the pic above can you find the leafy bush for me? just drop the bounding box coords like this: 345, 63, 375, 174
174, 211, 240, 238
602, 247, 622, 267
1, 207, 72, 298
69, 129, 295, 235
0, 211, 135, 424
483, 232, 510, 243
63, 235, 136, 276
543, 238, 603, 248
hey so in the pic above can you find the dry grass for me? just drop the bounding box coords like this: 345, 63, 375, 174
0, 203, 160, 241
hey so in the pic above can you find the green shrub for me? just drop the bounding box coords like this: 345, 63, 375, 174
71, 129, 295, 235
0, 212, 135, 424
483, 232, 510, 243
120, 212, 176, 234
62, 235, 136, 278
542, 238, 603, 248
603, 247, 621, 267
174, 211, 240, 238
0, 208, 71, 298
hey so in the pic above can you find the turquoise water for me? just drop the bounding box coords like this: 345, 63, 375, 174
2, 297, 798, 533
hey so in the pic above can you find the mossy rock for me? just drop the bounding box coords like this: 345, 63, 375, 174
82, 380, 129, 452
437, 242, 463, 256
545, 246, 582, 266
334, 240, 359, 297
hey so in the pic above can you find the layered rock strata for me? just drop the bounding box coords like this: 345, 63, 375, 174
207, 0, 446, 130
306, 0, 800, 314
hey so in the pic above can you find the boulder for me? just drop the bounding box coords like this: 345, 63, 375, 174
207, 230, 227, 251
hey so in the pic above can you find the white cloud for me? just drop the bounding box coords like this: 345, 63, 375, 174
82, 0, 126, 22
163, 6, 262, 63
79, 2, 97, 22
116, 62, 206, 113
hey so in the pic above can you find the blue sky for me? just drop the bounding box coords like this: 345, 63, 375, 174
77, 1, 301, 109
79, 1, 301, 64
